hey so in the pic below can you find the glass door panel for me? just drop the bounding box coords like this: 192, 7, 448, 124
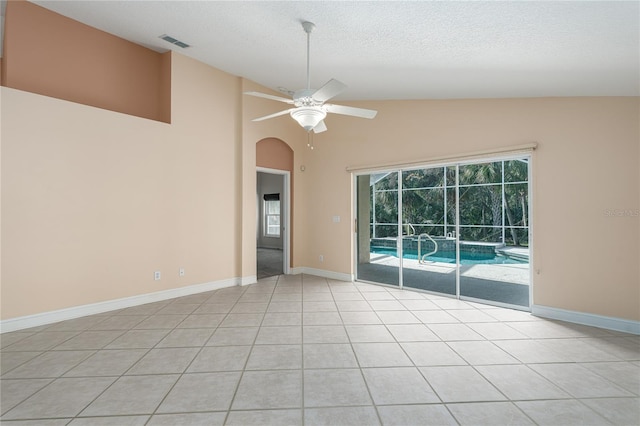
356, 173, 399, 287
401, 167, 456, 295
458, 160, 530, 307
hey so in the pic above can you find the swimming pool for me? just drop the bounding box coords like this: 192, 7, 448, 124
370, 247, 527, 265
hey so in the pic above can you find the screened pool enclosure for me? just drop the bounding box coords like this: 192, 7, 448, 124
356, 157, 531, 309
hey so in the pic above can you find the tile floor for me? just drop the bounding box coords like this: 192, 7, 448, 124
1, 274, 638, 425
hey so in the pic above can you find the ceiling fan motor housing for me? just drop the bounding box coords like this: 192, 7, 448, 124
293, 89, 322, 107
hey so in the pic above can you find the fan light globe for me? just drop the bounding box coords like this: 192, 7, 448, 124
290, 108, 326, 132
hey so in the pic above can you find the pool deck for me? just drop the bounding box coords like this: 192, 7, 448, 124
369, 253, 530, 286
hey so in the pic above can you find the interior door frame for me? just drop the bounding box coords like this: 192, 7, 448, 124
257, 167, 290, 275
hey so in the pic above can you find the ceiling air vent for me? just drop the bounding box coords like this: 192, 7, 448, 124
159, 34, 190, 49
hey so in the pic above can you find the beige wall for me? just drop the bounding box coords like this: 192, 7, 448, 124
1, 52, 239, 319
304, 97, 639, 321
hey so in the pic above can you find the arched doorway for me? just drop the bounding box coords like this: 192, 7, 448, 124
256, 138, 294, 279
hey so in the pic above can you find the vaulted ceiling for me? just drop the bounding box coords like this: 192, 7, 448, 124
20, 1, 640, 100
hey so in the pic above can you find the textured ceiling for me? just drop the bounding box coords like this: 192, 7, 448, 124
20, 1, 640, 100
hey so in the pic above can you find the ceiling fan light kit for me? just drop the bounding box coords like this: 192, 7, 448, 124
244, 21, 377, 136
290, 107, 327, 132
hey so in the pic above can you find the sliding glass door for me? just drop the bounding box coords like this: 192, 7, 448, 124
400, 167, 456, 295
356, 173, 399, 287
458, 160, 530, 307
355, 156, 531, 309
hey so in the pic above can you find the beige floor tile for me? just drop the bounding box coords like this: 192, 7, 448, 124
303, 311, 343, 325
420, 366, 506, 402
105, 329, 170, 349
340, 311, 382, 325
262, 312, 302, 326
305, 406, 379, 426
246, 344, 302, 370
303, 301, 338, 312
2, 332, 80, 352
81, 375, 178, 416
476, 365, 570, 400
303, 326, 349, 344
377, 310, 421, 324
255, 326, 302, 344
447, 341, 520, 365
126, 347, 199, 375
3, 351, 94, 379
155, 328, 214, 347
267, 301, 302, 313
515, 399, 610, 425
303, 344, 358, 369
133, 314, 187, 329
362, 367, 439, 405
1, 351, 44, 374
353, 342, 413, 367
3, 377, 116, 420
206, 327, 258, 346
69, 415, 149, 425
377, 404, 457, 426
147, 412, 226, 426
581, 397, 640, 425
232, 370, 302, 410
529, 363, 634, 398
447, 401, 535, 425
64, 349, 146, 377
345, 325, 395, 343
467, 322, 529, 340
428, 323, 485, 341
400, 342, 466, 366
581, 361, 640, 395
227, 409, 301, 426
387, 324, 439, 342
304, 369, 372, 407
157, 372, 241, 413
335, 300, 372, 311
219, 313, 264, 327
176, 314, 225, 329
187, 346, 251, 372
0, 378, 53, 415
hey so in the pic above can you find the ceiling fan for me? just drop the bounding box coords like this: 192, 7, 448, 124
244, 21, 377, 134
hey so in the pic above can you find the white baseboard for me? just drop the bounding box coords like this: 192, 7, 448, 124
240, 275, 258, 286
1, 277, 242, 333
289, 267, 353, 282
532, 304, 640, 335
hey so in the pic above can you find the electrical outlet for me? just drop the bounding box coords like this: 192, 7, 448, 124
154, 271, 161, 281
179, 268, 185, 277
319, 255, 324, 262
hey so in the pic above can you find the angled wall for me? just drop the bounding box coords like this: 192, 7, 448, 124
2, 0, 170, 123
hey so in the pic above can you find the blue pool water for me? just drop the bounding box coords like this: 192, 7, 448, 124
370, 247, 526, 265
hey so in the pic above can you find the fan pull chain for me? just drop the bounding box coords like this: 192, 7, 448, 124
307, 131, 314, 150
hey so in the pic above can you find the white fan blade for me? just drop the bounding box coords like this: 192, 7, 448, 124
244, 91, 294, 104
325, 103, 378, 119
253, 108, 295, 122
313, 120, 327, 133
312, 79, 348, 102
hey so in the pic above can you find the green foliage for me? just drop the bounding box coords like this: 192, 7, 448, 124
369, 160, 529, 246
